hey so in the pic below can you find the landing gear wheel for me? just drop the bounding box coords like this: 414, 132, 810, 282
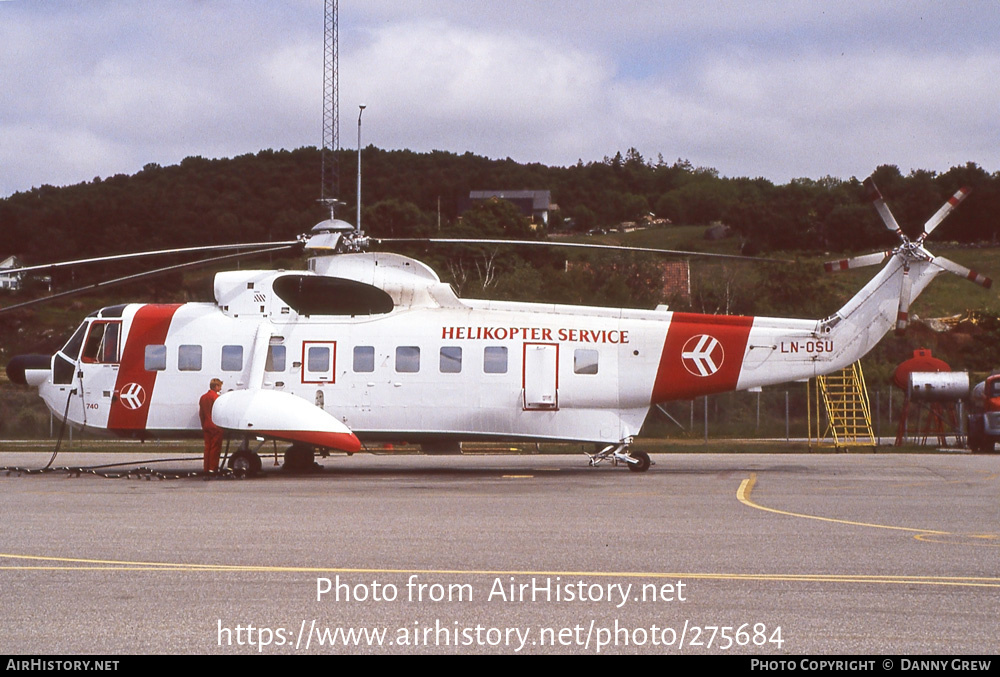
283, 443, 316, 473
229, 449, 262, 477
627, 450, 651, 473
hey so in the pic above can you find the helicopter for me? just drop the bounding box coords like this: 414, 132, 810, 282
3, 178, 991, 474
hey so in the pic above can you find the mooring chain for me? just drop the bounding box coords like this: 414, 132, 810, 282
1, 465, 245, 481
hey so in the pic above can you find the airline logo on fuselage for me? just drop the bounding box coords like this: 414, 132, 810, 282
681, 334, 724, 377
119, 383, 146, 410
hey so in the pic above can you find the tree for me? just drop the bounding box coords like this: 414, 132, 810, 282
457, 197, 536, 239
362, 199, 432, 238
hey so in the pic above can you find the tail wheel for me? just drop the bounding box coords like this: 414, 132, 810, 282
229, 449, 262, 477
627, 450, 651, 473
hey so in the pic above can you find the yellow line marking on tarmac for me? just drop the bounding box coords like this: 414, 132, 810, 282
914, 533, 999, 546
738, 473, 998, 545
2, 553, 999, 587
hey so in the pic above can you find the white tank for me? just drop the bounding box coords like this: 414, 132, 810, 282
908, 371, 970, 402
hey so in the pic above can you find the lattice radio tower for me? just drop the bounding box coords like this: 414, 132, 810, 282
320, 0, 340, 216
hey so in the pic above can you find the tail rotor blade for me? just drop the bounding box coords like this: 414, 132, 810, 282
917, 186, 972, 243
863, 177, 905, 240
931, 256, 993, 289
895, 265, 913, 335
823, 251, 892, 273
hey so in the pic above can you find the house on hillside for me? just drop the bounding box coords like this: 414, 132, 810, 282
0, 255, 23, 291
461, 190, 553, 226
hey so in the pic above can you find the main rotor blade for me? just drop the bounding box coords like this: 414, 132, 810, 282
863, 177, 905, 240
0, 244, 296, 316
823, 251, 893, 272
895, 265, 913, 335
917, 186, 972, 243
375, 238, 792, 264
930, 256, 993, 289
7, 241, 301, 275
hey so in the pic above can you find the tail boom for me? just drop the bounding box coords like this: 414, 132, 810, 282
735, 257, 938, 391
648, 257, 941, 404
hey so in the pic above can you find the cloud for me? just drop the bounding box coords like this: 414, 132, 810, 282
1, 1, 998, 196
667, 48, 1000, 180
339, 20, 611, 162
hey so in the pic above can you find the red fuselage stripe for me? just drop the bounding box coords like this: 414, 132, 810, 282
650, 312, 754, 403
108, 305, 182, 431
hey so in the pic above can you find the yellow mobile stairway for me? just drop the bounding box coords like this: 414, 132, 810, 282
808, 362, 877, 449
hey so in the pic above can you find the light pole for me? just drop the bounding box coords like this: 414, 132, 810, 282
356, 104, 366, 232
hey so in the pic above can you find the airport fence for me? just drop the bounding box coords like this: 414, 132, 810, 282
643, 384, 966, 448
0, 381, 966, 449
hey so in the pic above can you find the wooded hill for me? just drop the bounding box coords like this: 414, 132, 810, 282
3, 146, 998, 261
1, 146, 998, 375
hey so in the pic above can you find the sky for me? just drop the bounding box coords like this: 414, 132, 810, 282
2, 0, 998, 197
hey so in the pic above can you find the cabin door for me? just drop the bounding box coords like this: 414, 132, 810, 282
301, 341, 337, 384
522, 342, 558, 410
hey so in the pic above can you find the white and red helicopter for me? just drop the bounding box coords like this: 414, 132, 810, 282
4, 178, 991, 473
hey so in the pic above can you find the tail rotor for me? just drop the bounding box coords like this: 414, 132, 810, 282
825, 176, 991, 334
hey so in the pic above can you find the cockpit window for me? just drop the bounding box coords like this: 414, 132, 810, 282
61, 323, 88, 361
81, 321, 121, 364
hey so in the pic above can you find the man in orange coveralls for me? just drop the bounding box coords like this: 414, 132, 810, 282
199, 378, 224, 472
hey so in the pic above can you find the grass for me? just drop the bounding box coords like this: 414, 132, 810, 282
566, 225, 744, 258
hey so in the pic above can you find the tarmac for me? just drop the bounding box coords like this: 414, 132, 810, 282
1, 448, 998, 654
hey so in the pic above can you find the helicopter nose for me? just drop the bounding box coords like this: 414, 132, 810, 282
6, 354, 52, 386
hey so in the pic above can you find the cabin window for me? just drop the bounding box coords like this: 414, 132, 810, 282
484, 346, 508, 374
353, 346, 375, 372
574, 349, 599, 375
395, 346, 420, 373
440, 346, 462, 373
307, 346, 330, 372
178, 345, 202, 371
221, 345, 243, 372
265, 345, 286, 372
145, 344, 167, 371
81, 321, 121, 364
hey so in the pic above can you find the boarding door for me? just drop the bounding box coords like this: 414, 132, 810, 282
79, 320, 122, 426
301, 341, 337, 384
522, 343, 558, 410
